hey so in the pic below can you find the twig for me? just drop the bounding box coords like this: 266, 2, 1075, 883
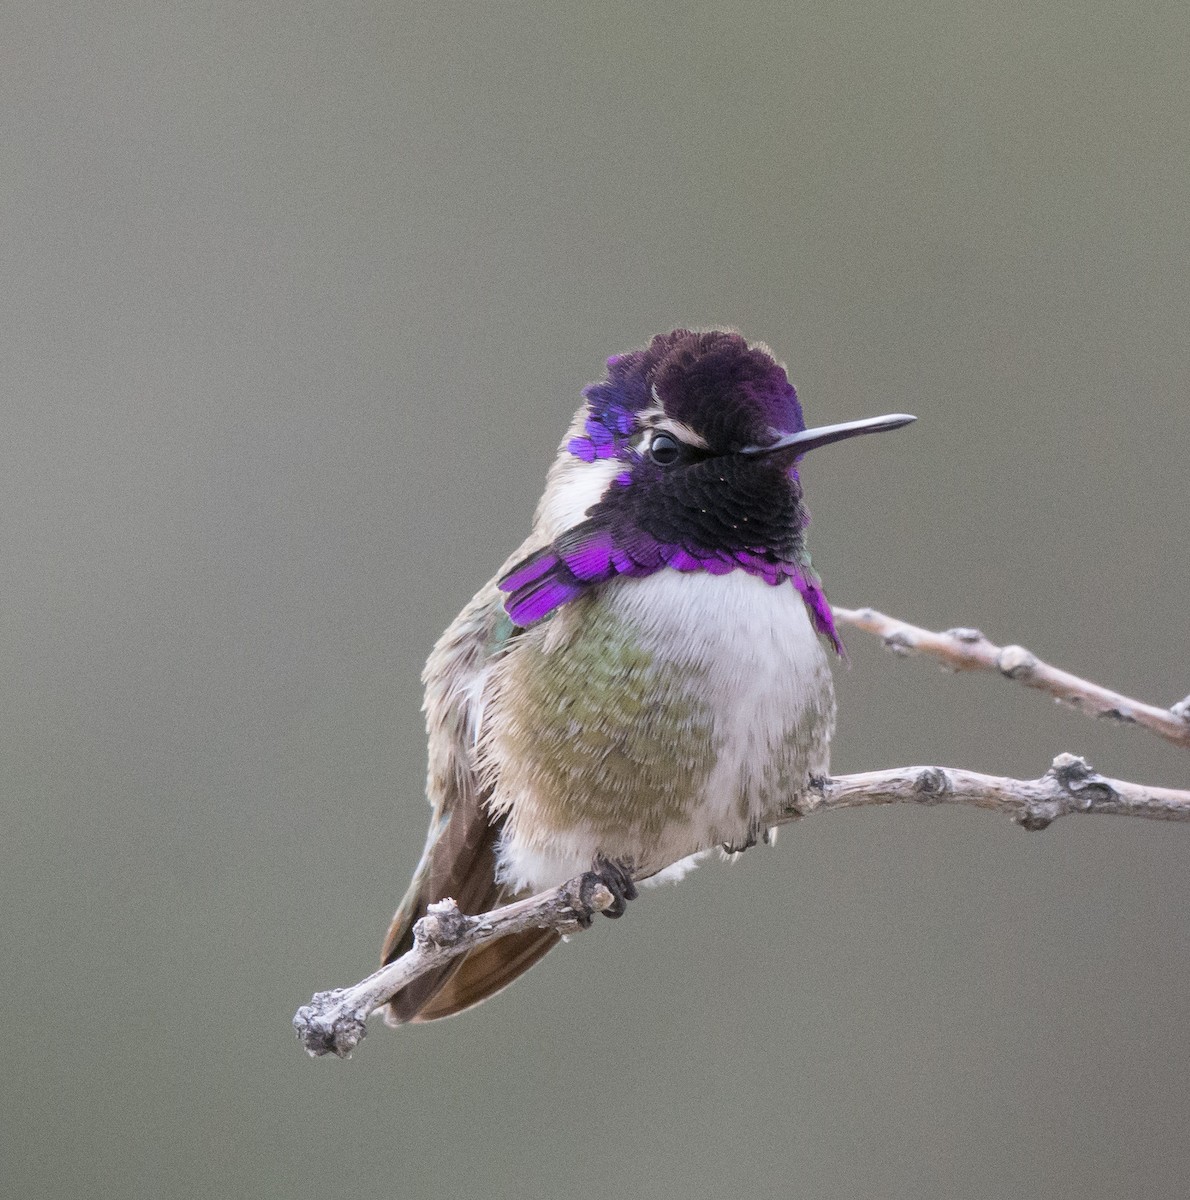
294, 754, 1190, 1058
294, 877, 615, 1059
834, 607, 1190, 750
785, 753, 1190, 829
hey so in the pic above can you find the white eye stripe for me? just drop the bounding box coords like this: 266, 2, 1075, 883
635, 412, 710, 450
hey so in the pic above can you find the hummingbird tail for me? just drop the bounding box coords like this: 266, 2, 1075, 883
380, 803, 561, 1023
390, 926, 561, 1023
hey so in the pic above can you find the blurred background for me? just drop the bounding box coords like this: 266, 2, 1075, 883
3, 2, 1188, 1197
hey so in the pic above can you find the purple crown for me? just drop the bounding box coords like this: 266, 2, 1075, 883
567, 330, 805, 463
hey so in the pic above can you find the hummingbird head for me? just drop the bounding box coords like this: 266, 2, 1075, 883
500, 330, 914, 649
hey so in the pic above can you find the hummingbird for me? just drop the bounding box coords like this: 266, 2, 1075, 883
381, 329, 914, 1022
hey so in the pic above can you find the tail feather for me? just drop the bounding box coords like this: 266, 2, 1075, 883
398, 927, 561, 1023
381, 805, 561, 1023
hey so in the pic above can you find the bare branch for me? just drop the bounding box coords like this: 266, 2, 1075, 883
834, 607, 1190, 750
785, 753, 1190, 830
294, 754, 1190, 1058
294, 878, 615, 1059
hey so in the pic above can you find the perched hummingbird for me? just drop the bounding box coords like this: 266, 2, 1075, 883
381, 329, 914, 1022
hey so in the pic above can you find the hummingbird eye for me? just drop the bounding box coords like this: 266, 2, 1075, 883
648, 432, 681, 466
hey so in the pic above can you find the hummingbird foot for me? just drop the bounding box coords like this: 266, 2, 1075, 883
722, 818, 771, 855
591, 854, 639, 918
566, 855, 639, 927
721, 831, 757, 854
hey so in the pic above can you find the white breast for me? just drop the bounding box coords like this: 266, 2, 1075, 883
606, 567, 834, 833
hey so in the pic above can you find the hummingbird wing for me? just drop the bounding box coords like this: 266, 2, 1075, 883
380, 576, 560, 1023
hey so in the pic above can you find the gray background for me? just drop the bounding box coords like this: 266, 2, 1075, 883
4, 2, 1188, 1198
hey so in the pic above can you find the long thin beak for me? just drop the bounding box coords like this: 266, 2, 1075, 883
739, 412, 916, 458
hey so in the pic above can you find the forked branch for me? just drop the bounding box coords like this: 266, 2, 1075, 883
294, 754, 1190, 1058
